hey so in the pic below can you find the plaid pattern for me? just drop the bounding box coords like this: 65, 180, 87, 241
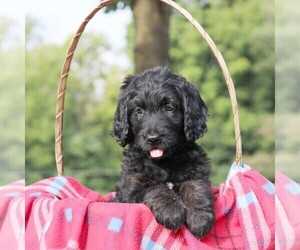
0, 163, 276, 249
275, 172, 300, 249
0, 180, 25, 250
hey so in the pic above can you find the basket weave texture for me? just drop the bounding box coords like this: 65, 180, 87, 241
55, 0, 242, 176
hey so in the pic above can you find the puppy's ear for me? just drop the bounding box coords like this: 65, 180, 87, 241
113, 76, 134, 147
180, 79, 208, 142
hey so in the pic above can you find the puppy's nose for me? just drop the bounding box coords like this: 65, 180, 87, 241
146, 134, 161, 145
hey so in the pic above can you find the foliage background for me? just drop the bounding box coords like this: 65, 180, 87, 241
24, 0, 275, 193
275, 0, 300, 182
0, 16, 25, 185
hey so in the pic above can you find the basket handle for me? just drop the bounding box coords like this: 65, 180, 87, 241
55, 0, 242, 176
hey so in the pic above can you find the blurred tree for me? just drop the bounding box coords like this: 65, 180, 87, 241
275, 1, 300, 113
169, 0, 274, 182
25, 17, 124, 192
106, 0, 171, 73
0, 17, 25, 184
0, 17, 10, 47
25, 17, 42, 49
275, 0, 300, 181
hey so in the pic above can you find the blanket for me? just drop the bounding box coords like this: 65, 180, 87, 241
1, 163, 278, 249
275, 172, 300, 249
0, 180, 25, 250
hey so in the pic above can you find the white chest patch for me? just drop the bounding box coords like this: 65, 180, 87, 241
166, 182, 174, 190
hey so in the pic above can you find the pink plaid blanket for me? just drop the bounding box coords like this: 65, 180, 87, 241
1, 163, 279, 249
275, 172, 300, 249
0, 180, 25, 250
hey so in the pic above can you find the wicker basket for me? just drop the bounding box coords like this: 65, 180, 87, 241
55, 0, 242, 176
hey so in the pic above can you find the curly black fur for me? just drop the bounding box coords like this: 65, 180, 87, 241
112, 66, 214, 238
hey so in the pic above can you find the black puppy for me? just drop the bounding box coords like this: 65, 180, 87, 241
112, 66, 214, 238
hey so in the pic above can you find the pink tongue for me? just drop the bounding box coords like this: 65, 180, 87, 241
150, 149, 164, 158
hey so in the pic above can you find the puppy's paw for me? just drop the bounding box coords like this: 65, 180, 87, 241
149, 197, 186, 231
186, 209, 214, 238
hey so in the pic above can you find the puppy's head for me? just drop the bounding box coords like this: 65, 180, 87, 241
113, 66, 208, 159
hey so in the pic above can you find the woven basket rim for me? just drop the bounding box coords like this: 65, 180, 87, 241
55, 0, 242, 176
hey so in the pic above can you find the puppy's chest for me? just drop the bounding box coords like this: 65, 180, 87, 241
149, 166, 197, 192
144, 161, 197, 185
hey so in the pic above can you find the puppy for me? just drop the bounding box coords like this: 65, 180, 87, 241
112, 66, 214, 238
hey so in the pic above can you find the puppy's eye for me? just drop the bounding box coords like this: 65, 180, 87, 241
135, 107, 144, 115
165, 104, 174, 112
